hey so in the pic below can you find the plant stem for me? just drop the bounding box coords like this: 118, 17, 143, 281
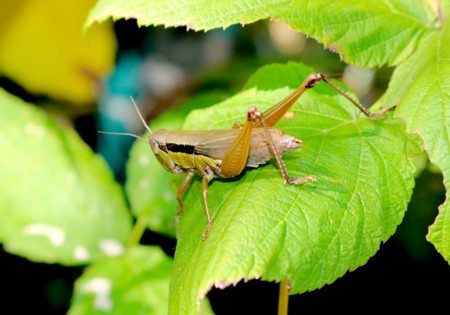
278, 279, 290, 315
128, 215, 148, 246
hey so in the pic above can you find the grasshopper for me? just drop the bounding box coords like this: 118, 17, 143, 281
101, 73, 390, 240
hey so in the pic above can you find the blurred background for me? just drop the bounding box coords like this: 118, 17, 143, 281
0, 0, 448, 314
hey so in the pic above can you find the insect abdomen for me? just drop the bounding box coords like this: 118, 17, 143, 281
246, 130, 301, 168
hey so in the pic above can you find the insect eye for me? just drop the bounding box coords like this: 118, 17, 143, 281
150, 139, 160, 154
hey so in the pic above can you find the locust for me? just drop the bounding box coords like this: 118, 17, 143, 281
100, 73, 390, 240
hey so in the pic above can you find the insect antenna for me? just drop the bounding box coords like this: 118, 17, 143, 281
130, 96, 153, 134
97, 130, 148, 143
97, 96, 152, 143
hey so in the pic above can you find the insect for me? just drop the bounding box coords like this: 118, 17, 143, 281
100, 73, 390, 240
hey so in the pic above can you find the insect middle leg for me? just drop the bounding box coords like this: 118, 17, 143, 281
177, 168, 215, 240
201, 171, 215, 240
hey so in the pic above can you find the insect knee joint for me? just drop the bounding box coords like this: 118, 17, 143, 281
305, 73, 325, 88
247, 106, 262, 122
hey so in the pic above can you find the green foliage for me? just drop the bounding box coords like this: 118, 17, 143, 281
68, 246, 173, 315
68, 245, 213, 315
0, 90, 132, 265
87, 2, 450, 311
377, 19, 450, 258
86, 0, 437, 67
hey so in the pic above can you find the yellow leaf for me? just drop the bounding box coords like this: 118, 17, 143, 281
0, 0, 116, 104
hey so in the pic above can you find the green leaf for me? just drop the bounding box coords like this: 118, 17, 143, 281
85, 0, 438, 67
85, 0, 286, 31
0, 90, 132, 265
395, 165, 444, 262
68, 246, 214, 315
168, 63, 421, 313
126, 92, 227, 237
68, 246, 213, 315
283, 0, 438, 67
377, 3, 450, 261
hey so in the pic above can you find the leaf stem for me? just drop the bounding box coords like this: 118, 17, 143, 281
128, 215, 148, 246
278, 279, 290, 315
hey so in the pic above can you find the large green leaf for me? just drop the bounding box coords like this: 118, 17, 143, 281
68, 245, 213, 315
378, 2, 450, 261
85, 0, 438, 67
0, 90, 132, 265
68, 246, 171, 315
167, 63, 420, 313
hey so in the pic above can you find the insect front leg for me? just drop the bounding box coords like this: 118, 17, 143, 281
176, 170, 195, 218
249, 106, 317, 185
